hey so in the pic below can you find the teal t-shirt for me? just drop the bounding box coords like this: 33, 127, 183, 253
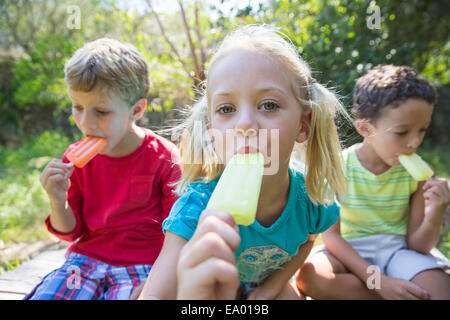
163, 167, 340, 285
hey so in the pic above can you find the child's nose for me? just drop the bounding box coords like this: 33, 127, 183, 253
235, 109, 258, 135
407, 134, 423, 149
80, 112, 96, 132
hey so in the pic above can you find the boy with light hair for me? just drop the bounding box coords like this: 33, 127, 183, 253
25, 38, 182, 300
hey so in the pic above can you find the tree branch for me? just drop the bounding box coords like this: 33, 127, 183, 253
144, 0, 192, 81
177, 0, 202, 86
194, 0, 206, 79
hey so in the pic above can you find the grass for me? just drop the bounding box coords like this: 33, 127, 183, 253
0, 133, 448, 274
0, 131, 79, 245
0, 257, 21, 275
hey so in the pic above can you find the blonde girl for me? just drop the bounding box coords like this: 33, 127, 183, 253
139, 24, 349, 300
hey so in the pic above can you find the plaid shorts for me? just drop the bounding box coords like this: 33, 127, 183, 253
24, 252, 152, 300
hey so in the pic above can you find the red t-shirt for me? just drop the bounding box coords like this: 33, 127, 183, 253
45, 128, 182, 266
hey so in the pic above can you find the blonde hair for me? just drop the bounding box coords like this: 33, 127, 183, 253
64, 38, 149, 106
172, 25, 349, 205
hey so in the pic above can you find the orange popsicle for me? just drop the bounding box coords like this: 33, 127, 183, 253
67, 136, 106, 168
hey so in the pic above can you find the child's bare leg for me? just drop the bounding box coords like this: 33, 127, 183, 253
275, 281, 305, 300
410, 269, 450, 300
296, 252, 380, 300
129, 283, 144, 300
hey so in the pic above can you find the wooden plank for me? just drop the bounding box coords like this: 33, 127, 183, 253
0, 249, 66, 299
0, 238, 64, 265
0, 279, 34, 295
0, 292, 24, 300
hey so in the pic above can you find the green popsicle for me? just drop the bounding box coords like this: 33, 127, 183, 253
398, 153, 433, 181
207, 152, 264, 226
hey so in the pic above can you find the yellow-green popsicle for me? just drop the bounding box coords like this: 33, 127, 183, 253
398, 153, 433, 181
207, 152, 264, 226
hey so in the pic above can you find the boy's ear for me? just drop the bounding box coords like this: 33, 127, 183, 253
296, 108, 312, 143
354, 119, 373, 138
131, 98, 147, 121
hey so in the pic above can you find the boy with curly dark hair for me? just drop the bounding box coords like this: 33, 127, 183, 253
297, 65, 450, 300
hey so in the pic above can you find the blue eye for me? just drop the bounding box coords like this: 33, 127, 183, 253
259, 102, 279, 111
217, 105, 234, 114
245, 255, 256, 262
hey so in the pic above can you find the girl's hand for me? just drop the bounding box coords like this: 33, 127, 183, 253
423, 177, 450, 226
247, 284, 279, 300
40, 159, 74, 205
177, 209, 241, 300
376, 275, 429, 300
248, 280, 303, 300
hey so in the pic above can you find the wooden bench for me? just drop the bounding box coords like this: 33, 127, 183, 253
0, 248, 67, 300
0, 245, 447, 300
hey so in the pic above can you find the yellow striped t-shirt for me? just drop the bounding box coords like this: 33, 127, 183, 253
340, 144, 418, 240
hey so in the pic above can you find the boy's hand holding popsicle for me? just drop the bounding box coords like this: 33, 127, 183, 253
40, 136, 106, 234
40, 136, 106, 204
40, 159, 74, 205
40, 157, 77, 234
398, 152, 450, 225
422, 176, 450, 226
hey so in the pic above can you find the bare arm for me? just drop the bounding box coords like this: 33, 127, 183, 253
49, 198, 77, 234
321, 218, 374, 284
139, 231, 187, 300
248, 235, 317, 300
40, 159, 76, 233
407, 178, 450, 254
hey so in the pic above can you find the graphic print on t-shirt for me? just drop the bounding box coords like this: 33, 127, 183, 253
237, 245, 290, 284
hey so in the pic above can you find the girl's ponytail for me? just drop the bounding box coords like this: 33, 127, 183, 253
303, 82, 349, 205
167, 95, 224, 195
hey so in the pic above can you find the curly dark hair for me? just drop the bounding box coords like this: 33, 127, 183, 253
352, 65, 437, 122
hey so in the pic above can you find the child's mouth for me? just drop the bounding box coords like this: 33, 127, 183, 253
86, 134, 105, 140
236, 146, 259, 154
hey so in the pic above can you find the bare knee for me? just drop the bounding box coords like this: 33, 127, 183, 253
296, 262, 325, 297
411, 268, 450, 300
275, 281, 305, 300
